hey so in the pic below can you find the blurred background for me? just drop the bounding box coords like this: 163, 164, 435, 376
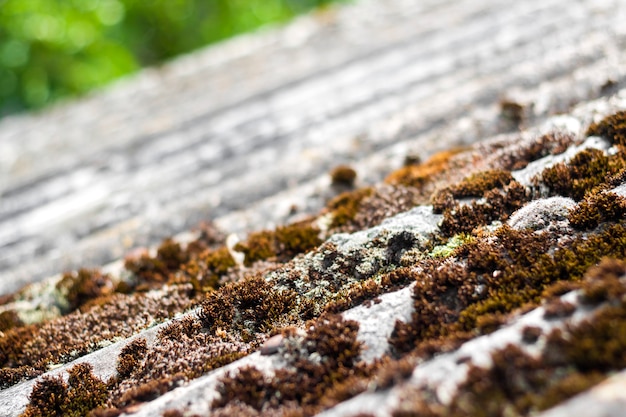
0, 0, 347, 116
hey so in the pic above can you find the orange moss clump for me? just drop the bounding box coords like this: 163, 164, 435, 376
385, 148, 466, 189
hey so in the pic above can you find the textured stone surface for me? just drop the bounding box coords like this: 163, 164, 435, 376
2, 1, 626, 416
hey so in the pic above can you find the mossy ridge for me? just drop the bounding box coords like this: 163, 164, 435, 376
211, 314, 369, 416
0, 286, 194, 390
390, 221, 626, 357
387, 257, 626, 417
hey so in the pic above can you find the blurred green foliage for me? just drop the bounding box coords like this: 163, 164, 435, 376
0, 0, 346, 115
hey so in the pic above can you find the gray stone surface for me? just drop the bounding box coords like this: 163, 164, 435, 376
1, 0, 626, 294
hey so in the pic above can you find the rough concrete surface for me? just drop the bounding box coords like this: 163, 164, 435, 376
2, 0, 626, 416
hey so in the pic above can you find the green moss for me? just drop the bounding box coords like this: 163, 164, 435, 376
586, 110, 626, 147
430, 234, 474, 258
233, 222, 322, 267
275, 223, 322, 260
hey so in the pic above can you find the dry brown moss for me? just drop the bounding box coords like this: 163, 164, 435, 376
438, 180, 530, 237
56, 269, 114, 313
385, 148, 466, 189
199, 275, 300, 340
391, 222, 626, 356
569, 191, 626, 230
21, 363, 107, 417
330, 165, 357, 187
211, 315, 366, 415
538, 148, 626, 201
586, 110, 626, 146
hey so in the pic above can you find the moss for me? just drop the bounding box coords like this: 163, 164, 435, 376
385, 148, 465, 189
499, 99, 525, 125
330, 165, 357, 187
178, 246, 236, 291
233, 221, 321, 267
56, 269, 113, 313
586, 110, 626, 146
323, 279, 382, 314
0, 309, 24, 331
578, 258, 626, 304
116, 338, 148, 380
521, 326, 542, 344
442, 169, 515, 201
439, 180, 529, 237
326, 187, 374, 229
21, 374, 68, 417
124, 239, 189, 286
63, 363, 108, 417
569, 191, 626, 230
535, 371, 606, 411
543, 299, 576, 320
199, 275, 300, 340
538, 148, 626, 201
391, 222, 626, 356
234, 231, 276, 266
275, 223, 322, 260
212, 315, 364, 414
21, 363, 107, 417
0, 366, 42, 389
117, 375, 184, 408
429, 234, 473, 258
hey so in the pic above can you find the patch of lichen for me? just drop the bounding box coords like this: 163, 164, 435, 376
391, 222, 626, 356
212, 315, 367, 415
537, 148, 626, 201
21, 363, 107, 417
234, 222, 322, 266
569, 190, 626, 230
586, 110, 626, 147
